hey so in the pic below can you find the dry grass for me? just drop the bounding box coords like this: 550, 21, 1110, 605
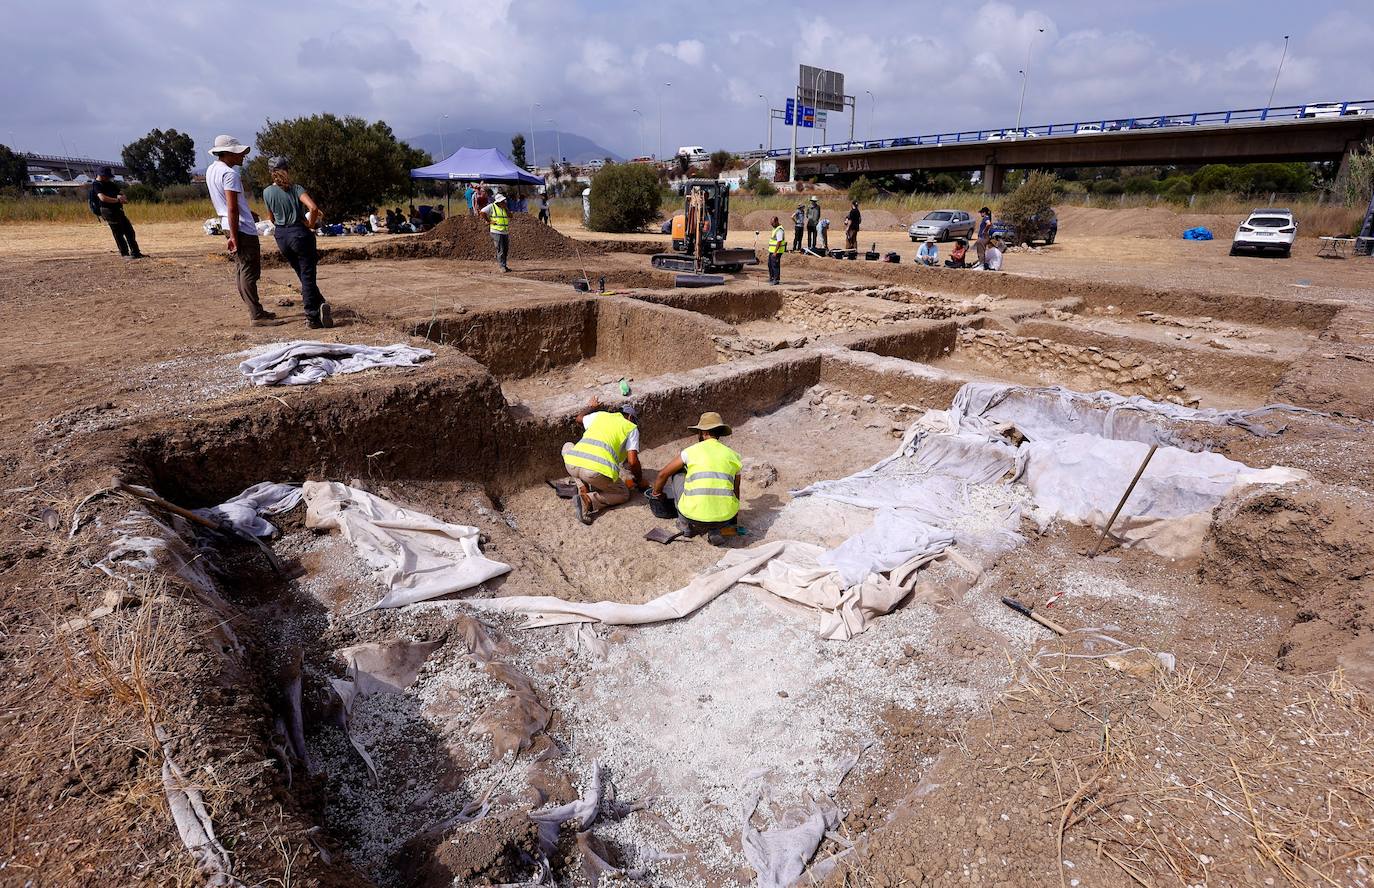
1, 197, 211, 224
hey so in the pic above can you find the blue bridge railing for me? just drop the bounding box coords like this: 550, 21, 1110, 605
748, 100, 1374, 160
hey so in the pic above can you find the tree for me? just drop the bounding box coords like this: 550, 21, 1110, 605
587, 163, 662, 232
847, 175, 878, 204
1001, 171, 1058, 244
0, 144, 26, 191
707, 150, 734, 178
511, 134, 527, 169
1341, 140, 1374, 208
247, 114, 430, 218
120, 128, 195, 188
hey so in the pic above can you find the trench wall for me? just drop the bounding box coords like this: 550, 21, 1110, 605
832, 320, 959, 363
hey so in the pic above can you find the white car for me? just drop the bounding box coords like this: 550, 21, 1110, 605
1231, 208, 1297, 257
1075, 124, 1104, 134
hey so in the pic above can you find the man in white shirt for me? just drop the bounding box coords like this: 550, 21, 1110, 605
207, 135, 277, 325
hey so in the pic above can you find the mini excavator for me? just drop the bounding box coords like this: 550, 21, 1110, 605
651, 179, 759, 274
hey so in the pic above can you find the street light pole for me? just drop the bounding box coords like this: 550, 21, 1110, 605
1014, 27, 1045, 133
437, 113, 449, 157
658, 82, 671, 161
546, 119, 561, 167
529, 103, 540, 171
632, 109, 644, 157
865, 90, 875, 142
1267, 35, 1290, 110
758, 94, 771, 151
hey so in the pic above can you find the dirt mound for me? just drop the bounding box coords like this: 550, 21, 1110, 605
405, 213, 603, 262
1201, 481, 1374, 687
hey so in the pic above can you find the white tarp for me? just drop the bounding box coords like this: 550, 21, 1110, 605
194, 482, 303, 537
302, 481, 510, 610
1018, 433, 1306, 557
239, 341, 434, 387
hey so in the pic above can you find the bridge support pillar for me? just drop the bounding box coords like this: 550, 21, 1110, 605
982, 162, 1005, 195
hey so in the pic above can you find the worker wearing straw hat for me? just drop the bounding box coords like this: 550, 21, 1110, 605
650, 411, 742, 545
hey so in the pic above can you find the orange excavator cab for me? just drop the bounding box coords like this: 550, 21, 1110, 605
652, 179, 759, 274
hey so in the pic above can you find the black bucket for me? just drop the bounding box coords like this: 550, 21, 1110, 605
646, 491, 677, 519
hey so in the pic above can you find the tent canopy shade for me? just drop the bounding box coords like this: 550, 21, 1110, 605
410, 147, 543, 185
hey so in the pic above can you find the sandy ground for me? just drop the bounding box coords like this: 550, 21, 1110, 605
2, 208, 1372, 887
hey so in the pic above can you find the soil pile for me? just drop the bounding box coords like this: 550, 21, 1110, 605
1201, 481, 1374, 687
414, 213, 603, 261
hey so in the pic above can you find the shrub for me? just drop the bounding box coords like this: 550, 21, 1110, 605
931, 173, 960, 194
707, 150, 735, 177
1123, 175, 1158, 195
160, 183, 207, 202
0, 144, 26, 190
1092, 178, 1124, 195
125, 183, 162, 203
1000, 171, 1058, 244
752, 177, 778, 196
587, 162, 662, 232
847, 175, 877, 204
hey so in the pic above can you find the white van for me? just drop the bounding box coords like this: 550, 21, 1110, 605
676, 146, 708, 161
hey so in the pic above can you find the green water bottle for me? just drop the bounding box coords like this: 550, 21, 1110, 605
619, 378, 631, 396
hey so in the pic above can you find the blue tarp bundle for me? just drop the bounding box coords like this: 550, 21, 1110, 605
1182, 227, 1214, 240
410, 147, 542, 185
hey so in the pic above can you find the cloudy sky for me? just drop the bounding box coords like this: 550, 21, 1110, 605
7, 0, 1372, 163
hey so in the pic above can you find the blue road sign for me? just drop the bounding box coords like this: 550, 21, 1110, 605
785, 99, 815, 127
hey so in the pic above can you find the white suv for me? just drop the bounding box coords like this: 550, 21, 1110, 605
1231, 208, 1297, 257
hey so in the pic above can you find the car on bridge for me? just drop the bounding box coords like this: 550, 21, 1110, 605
908, 210, 976, 242
1230, 208, 1296, 257
990, 209, 1058, 246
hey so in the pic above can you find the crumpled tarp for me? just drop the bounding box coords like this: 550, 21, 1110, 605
1018, 433, 1306, 557
1181, 226, 1213, 240
158, 727, 241, 887
238, 341, 434, 386
742, 792, 839, 888
194, 482, 303, 537
303, 481, 510, 610
818, 509, 956, 587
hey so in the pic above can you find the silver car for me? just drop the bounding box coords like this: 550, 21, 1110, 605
909, 209, 975, 242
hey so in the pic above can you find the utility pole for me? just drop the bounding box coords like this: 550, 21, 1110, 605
1014, 27, 1044, 133
1267, 35, 1290, 110
437, 114, 449, 157
658, 82, 671, 161
865, 90, 875, 141
632, 108, 644, 157
546, 119, 561, 166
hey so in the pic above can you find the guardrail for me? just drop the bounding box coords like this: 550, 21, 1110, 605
761, 100, 1374, 159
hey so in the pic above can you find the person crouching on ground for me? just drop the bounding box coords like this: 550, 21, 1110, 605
481, 192, 511, 272
207, 135, 277, 326
650, 412, 742, 546
563, 401, 644, 525
262, 156, 333, 329
767, 216, 786, 284
819, 217, 830, 252
982, 236, 1004, 271
92, 167, 144, 260
944, 238, 968, 268
916, 236, 939, 266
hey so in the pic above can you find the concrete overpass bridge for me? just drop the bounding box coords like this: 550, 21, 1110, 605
22, 153, 129, 181
762, 100, 1374, 193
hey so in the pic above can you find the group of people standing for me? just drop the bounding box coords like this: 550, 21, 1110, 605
765, 196, 866, 284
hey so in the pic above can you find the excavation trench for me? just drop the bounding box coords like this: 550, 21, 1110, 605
101, 272, 1357, 886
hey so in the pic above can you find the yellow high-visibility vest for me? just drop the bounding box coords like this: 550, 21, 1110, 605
678, 438, 741, 523
489, 202, 510, 233
564, 411, 635, 481
768, 225, 786, 254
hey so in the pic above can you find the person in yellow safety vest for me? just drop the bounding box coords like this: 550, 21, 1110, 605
562, 400, 644, 525
480, 191, 511, 272
766, 215, 786, 285
650, 411, 742, 546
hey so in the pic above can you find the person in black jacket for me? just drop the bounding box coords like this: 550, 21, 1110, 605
845, 201, 861, 251
92, 167, 144, 259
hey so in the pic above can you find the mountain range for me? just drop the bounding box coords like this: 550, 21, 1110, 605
405, 128, 623, 166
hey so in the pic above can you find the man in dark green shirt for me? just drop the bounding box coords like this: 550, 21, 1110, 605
262, 156, 332, 328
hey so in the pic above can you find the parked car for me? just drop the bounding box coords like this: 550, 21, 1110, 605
585, 159, 606, 171
909, 210, 976, 242
1075, 123, 1104, 134
990, 209, 1058, 245
676, 146, 708, 161
1230, 208, 1296, 257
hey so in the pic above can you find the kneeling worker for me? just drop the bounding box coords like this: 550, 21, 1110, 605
563, 401, 643, 525
650, 412, 742, 545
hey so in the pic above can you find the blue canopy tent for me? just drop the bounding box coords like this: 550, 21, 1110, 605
411, 147, 543, 215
